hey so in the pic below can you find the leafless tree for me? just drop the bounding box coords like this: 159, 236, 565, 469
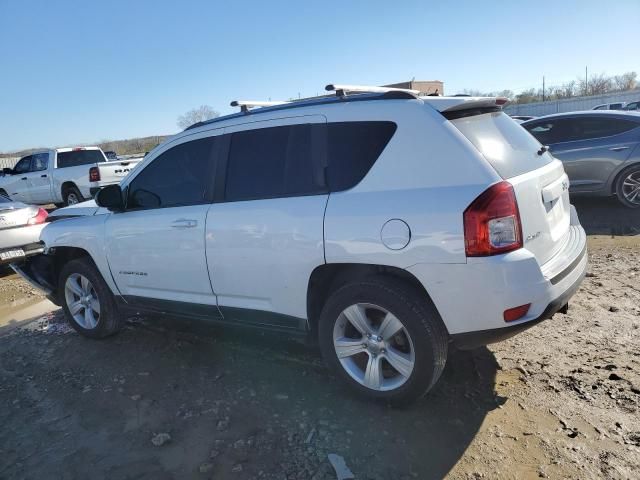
177, 105, 220, 130
612, 72, 637, 92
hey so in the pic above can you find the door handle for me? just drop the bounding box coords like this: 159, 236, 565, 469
21, 177, 27, 180
41, 174, 47, 178
609, 146, 630, 152
171, 219, 198, 228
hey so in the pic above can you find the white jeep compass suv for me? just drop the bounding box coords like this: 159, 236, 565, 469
16, 85, 587, 404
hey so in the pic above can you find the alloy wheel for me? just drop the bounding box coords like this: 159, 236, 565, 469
64, 273, 100, 329
332, 303, 415, 391
622, 171, 640, 205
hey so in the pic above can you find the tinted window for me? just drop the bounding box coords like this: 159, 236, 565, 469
57, 150, 106, 168
225, 124, 325, 201
14, 156, 31, 174
325, 121, 397, 191
624, 102, 639, 111
593, 105, 607, 110
565, 117, 638, 141
127, 137, 216, 209
32, 153, 48, 171
524, 120, 569, 144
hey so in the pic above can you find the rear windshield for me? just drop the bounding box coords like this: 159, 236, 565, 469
57, 150, 105, 169
450, 111, 551, 178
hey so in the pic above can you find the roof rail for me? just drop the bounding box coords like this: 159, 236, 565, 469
230, 100, 290, 113
326, 84, 420, 97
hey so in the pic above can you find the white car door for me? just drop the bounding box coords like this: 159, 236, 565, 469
104, 133, 222, 317
205, 116, 328, 328
5, 156, 33, 203
24, 152, 52, 204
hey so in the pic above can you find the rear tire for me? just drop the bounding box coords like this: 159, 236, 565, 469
318, 276, 448, 405
0, 189, 8, 199
59, 257, 123, 338
615, 164, 640, 208
63, 185, 83, 206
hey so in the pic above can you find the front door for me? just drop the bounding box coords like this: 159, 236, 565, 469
5, 156, 33, 203
104, 134, 221, 318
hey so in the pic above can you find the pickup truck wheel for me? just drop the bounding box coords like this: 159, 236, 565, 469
318, 276, 448, 405
63, 186, 83, 206
59, 258, 123, 338
615, 164, 640, 208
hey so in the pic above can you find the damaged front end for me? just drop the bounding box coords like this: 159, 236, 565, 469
11, 253, 60, 305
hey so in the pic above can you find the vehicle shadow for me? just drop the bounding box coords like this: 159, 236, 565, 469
0, 312, 499, 479
572, 196, 640, 235
132, 315, 501, 479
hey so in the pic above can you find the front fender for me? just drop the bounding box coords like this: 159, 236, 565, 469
40, 215, 119, 295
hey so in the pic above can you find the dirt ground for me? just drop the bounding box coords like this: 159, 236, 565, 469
0, 197, 638, 479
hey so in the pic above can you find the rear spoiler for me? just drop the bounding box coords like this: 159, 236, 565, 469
423, 96, 509, 113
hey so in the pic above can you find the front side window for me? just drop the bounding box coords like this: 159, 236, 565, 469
127, 136, 217, 209
57, 149, 106, 168
14, 156, 31, 174
225, 124, 325, 202
31, 153, 48, 171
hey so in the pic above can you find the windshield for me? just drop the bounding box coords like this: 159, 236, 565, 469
450, 111, 552, 178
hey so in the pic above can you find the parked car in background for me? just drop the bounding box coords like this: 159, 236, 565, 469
103, 150, 118, 160
623, 101, 640, 111
522, 111, 640, 208
592, 102, 626, 110
88, 157, 143, 197
0, 193, 48, 265
16, 85, 587, 404
0, 147, 142, 207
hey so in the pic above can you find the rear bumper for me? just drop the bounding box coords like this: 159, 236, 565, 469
407, 206, 588, 347
450, 252, 585, 349
0, 223, 46, 265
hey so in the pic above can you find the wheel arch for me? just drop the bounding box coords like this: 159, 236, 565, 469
306, 263, 446, 338
611, 160, 640, 195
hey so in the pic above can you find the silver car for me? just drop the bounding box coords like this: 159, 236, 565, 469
522, 111, 640, 208
0, 194, 48, 265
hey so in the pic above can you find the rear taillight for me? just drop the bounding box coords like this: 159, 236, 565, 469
27, 208, 48, 225
89, 166, 100, 182
464, 181, 523, 256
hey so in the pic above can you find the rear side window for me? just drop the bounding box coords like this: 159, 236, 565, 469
523, 120, 569, 144
127, 137, 217, 209
565, 117, 638, 141
225, 124, 325, 201
325, 122, 397, 191
57, 150, 106, 168
31, 153, 48, 171
452, 112, 552, 179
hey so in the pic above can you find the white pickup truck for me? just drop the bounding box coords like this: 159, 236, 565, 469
0, 147, 142, 206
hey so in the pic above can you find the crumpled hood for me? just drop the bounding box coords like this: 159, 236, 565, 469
48, 199, 107, 218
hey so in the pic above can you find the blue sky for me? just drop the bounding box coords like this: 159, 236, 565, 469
1, 0, 638, 152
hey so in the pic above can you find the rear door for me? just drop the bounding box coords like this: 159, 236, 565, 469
25, 152, 52, 204
451, 111, 570, 265
526, 116, 639, 192
205, 116, 328, 327
104, 134, 221, 317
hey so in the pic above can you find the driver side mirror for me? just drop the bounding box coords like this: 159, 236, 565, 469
2, 168, 14, 176
95, 184, 125, 211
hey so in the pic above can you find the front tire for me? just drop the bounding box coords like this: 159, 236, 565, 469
318, 276, 448, 405
59, 257, 123, 338
615, 164, 640, 208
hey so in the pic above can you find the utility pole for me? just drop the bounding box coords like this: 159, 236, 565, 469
585, 66, 588, 95
542, 76, 545, 101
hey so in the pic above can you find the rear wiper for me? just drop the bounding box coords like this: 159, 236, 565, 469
537, 145, 549, 156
